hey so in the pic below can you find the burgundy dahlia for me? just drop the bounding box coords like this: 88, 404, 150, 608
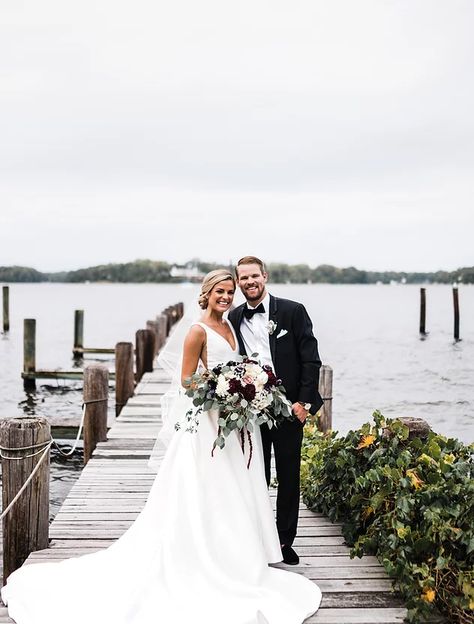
242, 383, 256, 401
228, 378, 244, 394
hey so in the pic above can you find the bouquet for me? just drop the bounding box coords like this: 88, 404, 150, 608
181, 355, 293, 465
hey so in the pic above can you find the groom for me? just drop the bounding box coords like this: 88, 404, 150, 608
229, 256, 323, 565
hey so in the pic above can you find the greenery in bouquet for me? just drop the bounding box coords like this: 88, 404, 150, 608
182, 355, 293, 462
301, 411, 473, 623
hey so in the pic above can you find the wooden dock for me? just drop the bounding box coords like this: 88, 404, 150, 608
1, 367, 421, 624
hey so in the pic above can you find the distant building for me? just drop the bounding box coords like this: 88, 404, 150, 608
170, 265, 204, 281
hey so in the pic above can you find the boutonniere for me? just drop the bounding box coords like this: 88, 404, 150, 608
267, 320, 277, 335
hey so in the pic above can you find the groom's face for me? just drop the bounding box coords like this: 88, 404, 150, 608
236, 263, 268, 305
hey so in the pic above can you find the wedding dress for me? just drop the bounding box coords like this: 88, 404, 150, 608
1, 321, 321, 624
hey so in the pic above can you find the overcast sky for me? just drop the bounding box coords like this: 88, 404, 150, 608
1, 0, 473, 272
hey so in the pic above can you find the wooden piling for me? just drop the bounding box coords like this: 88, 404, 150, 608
115, 342, 135, 416
419, 287, 426, 335
383, 416, 431, 440
83, 365, 109, 464
0, 417, 50, 583
164, 307, 174, 335
135, 329, 155, 382
73, 310, 84, 358
156, 314, 168, 348
453, 287, 460, 341
23, 319, 36, 389
2, 286, 9, 333
317, 364, 333, 433
146, 320, 161, 355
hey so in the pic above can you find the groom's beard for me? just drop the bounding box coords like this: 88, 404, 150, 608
242, 284, 265, 303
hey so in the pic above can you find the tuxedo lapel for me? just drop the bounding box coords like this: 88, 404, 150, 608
230, 304, 247, 355
269, 295, 278, 364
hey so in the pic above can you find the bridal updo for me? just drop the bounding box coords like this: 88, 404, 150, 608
198, 269, 235, 309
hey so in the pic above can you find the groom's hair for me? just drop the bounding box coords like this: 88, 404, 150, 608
235, 256, 266, 277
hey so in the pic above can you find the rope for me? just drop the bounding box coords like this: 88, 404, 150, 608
51, 401, 87, 457
1, 442, 52, 461
0, 440, 51, 452
0, 443, 52, 522
83, 397, 108, 406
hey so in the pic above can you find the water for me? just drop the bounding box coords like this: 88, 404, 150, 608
0, 283, 473, 518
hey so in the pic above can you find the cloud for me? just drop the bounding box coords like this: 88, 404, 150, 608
0, 0, 473, 270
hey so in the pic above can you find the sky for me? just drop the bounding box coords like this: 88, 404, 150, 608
1, 0, 473, 273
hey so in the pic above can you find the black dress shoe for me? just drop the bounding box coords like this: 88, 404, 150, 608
281, 544, 299, 565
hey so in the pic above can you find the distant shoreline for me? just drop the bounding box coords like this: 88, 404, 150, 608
1, 260, 473, 284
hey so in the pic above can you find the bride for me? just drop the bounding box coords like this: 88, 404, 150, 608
1, 269, 321, 624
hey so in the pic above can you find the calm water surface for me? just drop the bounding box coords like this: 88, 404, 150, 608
1, 283, 473, 516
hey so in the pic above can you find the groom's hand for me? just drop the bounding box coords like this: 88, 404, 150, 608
292, 402, 308, 424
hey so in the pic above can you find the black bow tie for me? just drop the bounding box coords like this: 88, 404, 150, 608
243, 303, 265, 320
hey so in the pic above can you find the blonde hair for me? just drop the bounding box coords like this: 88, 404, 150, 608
198, 269, 235, 309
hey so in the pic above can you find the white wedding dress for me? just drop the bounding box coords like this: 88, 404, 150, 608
1, 322, 321, 624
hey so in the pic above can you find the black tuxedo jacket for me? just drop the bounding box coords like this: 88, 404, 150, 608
228, 295, 323, 414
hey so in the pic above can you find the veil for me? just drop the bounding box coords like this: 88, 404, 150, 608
147, 287, 201, 471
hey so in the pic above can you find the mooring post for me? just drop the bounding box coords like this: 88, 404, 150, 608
23, 319, 36, 389
156, 314, 168, 350
83, 364, 109, 464
317, 365, 333, 433
73, 309, 84, 358
135, 329, 155, 382
2, 285, 9, 333
419, 287, 426, 335
164, 307, 173, 335
172, 304, 180, 324
453, 287, 460, 341
0, 416, 50, 584
146, 320, 161, 355
115, 342, 135, 416
383, 416, 431, 440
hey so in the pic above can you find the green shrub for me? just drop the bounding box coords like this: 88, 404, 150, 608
301, 412, 474, 623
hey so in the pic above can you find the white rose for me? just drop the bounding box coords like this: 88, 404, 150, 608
216, 375, 230, 398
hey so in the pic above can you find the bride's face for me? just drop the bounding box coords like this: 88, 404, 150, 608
208, 279, 235, 313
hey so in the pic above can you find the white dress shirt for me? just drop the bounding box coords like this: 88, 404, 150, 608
240, 292, 274, 369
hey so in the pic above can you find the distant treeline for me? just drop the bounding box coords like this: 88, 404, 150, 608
1, 260, 473, 284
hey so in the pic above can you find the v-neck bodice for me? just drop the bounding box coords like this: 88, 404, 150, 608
194, 321, 239, 368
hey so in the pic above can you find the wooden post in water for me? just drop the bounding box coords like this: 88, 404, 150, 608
83, 365, 108, 464
156, 314, 168, 350
135, 329, 155, 382
164, 307, 174, 335
73, 309, 84, 358
419, 287, 426, 335
0, 417, 50, 583
115, 342, 135, 416
146, 320, 161, 355
453, 287, 460, 341
23, 319, 36, 389
317, 365, 333, 433
172, 304, 180, 324
2, 286, 9, 332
